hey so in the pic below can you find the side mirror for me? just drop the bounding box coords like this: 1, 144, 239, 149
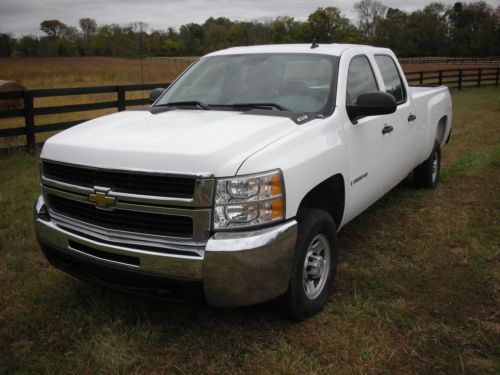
346, 92, 397, 123
149, 88, 165, 104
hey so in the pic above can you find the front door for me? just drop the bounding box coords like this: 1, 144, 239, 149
341, 53, 397, 220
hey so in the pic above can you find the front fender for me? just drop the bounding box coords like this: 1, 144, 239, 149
237, 114, 349, 222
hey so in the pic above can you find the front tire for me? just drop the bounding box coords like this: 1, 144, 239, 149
279, 208, 338, 321
414, 141, 441, 189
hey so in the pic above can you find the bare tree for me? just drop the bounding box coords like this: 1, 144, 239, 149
354, 0, 387, 38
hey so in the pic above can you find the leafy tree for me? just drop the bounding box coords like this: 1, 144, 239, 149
162, 38, 184, 56
374, 8, 414, 56
0, 33, 15, 57
269, 16, 301, 43
308, 7, 342, 42
13, 35, 39, 56
40, 20, 67, 38
447, 1, 498, 56
179, 23, 204, 55
307, 7, 359, 43
228, 22, 250, 46
405, 3, 449, 56
149, 30, 165, 56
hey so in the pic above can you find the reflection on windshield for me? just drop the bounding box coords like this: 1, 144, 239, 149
155, 53, 336, 114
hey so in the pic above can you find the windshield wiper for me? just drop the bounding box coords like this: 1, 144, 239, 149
218, 103, 290, 111
155, 101, 212, 110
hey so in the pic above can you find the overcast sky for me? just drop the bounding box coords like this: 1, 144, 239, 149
1, 0, 499, 36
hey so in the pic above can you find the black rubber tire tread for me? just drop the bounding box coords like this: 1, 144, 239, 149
414, 140, 441, 189
278, 208, 338, 321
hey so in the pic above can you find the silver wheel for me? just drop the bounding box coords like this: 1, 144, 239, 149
303, 234, 331, 300
431, 150, 439, 183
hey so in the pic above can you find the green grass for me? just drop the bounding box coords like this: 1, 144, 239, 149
0, 87, 499, 374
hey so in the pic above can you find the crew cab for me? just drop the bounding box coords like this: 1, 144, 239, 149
34, 44, 452, 320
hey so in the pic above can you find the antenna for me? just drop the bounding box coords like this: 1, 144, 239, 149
311, 39, 319, 49
138, 22, 146, 105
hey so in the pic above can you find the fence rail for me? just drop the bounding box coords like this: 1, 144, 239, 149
1, 66, 499, 153
405, 67, 500, 89
400, 56, 500, 65
0, 83, 170, 152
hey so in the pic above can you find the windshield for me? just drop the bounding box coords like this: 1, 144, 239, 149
155, 53, 338, 114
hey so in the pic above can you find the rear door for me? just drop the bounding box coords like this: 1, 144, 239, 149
373, 54, 418, 178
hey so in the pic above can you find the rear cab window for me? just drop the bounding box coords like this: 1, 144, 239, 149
374, 55, 407, 104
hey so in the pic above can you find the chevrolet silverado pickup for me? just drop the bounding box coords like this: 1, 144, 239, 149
34, 44, 452, 320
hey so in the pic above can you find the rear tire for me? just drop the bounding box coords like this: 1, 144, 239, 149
414, 141, 441, 189
279, 208, 337, 321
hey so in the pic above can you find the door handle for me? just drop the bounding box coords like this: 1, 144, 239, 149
382, 125, 394, 135
408, 114, 417, 122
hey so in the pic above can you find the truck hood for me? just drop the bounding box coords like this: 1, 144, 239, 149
41, 109, 298, 176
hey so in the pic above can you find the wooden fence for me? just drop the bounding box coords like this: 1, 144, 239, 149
400, 56, 500, 65
405, 67, 500, 89
0, 66, 499, 153
0, 83, 169, 152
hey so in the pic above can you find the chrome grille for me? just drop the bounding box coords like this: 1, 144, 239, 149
46, 194, 193, 238
40, 160, 214, 249
43, 161, 195, 198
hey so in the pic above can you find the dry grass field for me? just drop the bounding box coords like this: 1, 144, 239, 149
0, 69, 499, 373
0, 57, 189, 88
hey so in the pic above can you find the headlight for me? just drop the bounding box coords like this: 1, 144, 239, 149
214, 170, 285, 230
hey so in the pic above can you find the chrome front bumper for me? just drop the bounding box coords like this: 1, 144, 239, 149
34, 195, 297, 307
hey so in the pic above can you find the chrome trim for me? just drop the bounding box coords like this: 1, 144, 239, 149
41, 176, 215, 208
67, 242, 140, 269
42, 186, 212, 244
50, 212, 207, 251
203, 220, 297, 307
36, 216, 204, 279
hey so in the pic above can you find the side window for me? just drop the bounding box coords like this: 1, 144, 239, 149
346, 55, 378, 105
374, 55, 406, 103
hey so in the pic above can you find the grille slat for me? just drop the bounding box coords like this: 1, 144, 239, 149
47, 194, 193, 238
43, 162, 195, 198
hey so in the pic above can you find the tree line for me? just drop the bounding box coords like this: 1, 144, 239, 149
0, 1, 499, 58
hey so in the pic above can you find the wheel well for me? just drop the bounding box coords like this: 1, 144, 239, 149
436, 116, 447, 145
297, 174, 345, 229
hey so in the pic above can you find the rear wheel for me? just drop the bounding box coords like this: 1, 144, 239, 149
414, 141, 441, 189
279, 208, 337, 321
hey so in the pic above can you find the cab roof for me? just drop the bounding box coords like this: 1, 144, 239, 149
205, 43, 389, 57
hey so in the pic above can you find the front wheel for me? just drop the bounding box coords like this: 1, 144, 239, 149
279, 208, 338, 321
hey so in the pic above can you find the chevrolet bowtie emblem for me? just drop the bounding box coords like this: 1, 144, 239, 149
88, 191, 116, 208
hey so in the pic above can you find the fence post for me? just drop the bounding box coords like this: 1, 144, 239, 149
438, 70, 443, 86
117, 86, 126, 111
419, 71, 423, 86
458, 69, 462, 90
496, 68, 499, 87
24, 91, 35, 153
477, 69, 482, 88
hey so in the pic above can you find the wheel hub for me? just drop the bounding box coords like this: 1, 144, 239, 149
432, 151, 439, 182
303, 234, 331, 300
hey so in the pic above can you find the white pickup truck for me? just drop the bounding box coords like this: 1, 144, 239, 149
34, 44, 452, 320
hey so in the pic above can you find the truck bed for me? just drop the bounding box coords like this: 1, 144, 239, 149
409, 85, 452, 166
